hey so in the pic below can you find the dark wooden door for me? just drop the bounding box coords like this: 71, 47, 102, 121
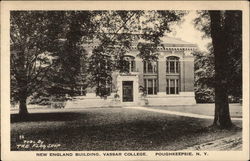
122, 81, 133, 102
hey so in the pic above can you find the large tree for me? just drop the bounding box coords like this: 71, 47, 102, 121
10, 11, 95, 116
47, 11, 96, 96
10, 11, 65, 116
194, 11, 242, 128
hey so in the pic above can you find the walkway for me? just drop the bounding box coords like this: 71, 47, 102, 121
182, 133, 242, 150
125, 106, 242, 121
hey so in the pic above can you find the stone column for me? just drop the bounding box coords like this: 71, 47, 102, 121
111, 71, 119, 92
135, 58, 144, 88
158, 57, 167, 95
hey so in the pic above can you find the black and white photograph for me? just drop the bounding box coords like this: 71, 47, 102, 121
1, 1, 249, 161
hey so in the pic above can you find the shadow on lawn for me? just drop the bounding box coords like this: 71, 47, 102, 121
11, 118, 209, 151
11, 112, 242, 151
11, 112, 84, 123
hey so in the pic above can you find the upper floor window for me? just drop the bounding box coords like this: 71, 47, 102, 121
122, 56, 136, 73
166, 56, 179, 74
143, 61, 157, 74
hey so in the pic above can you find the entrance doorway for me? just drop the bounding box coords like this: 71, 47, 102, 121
122, 81, 133, 102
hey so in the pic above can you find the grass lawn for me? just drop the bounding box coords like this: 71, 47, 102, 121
151, 104, 242, 118
11, 107, 242, 151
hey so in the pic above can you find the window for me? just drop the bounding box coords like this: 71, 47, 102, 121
122, 56, 136, 73
143, 61, 157, 73
131, 60, 135, 72
144, 79, 158, 95
166, 79, 179, 94
166, 56, 179, 73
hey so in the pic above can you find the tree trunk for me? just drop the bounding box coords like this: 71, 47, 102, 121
16, 50, 29, 117
213, 82, 232, 128
19, 96, 28, 117
209, 11, 233, 129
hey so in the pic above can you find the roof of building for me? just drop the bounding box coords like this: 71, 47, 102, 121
160, 36, 196, 47
59, 34, 197, 49
132, 35, 197, 48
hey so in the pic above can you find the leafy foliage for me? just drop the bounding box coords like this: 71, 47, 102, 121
10, 11, 62, 104
193, 46, 215, 103
195, 88, 215, 103
224, 11, 242, 98
193, 11, 211, 39
47, 11, 96, 97
11, 11, 99, 107
88, 10, 186, 96
193, 11, 242, 104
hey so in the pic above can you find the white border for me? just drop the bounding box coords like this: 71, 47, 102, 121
1, 1, 249, 161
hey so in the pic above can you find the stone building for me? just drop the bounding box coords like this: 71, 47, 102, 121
67, 36, 197, 108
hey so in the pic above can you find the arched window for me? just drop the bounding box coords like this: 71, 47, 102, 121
166, 56, 179, 73
122, 55, 136, 73
143, 61, 157, 73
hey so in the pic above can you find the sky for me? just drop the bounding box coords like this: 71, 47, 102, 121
168, 11, 211, 52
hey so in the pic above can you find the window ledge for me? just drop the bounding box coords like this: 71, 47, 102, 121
166, 73, 180, 76
145, 95, 159, 98
166, 94, 180, 96
145, 94, 181, 98
143, 73, 158, 75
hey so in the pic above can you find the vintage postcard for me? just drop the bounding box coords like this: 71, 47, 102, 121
1, 1, 249, 161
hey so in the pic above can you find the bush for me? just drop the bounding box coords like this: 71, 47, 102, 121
29, 95, 51, 105
29, 92, 69, 106
50, 101, 66, 108
195, 88, 215, 103
195, 87, 241, 103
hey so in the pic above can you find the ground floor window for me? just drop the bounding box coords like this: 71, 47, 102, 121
144, 79, 158, 95
166, 79, 179, 94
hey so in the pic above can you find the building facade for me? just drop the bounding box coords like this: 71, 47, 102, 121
67, 36, 197, 108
